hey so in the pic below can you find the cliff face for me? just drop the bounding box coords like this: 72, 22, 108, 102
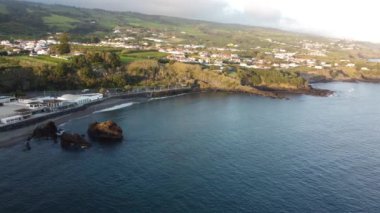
193, 71, 279, 98
88, 121, 123, 142
303, 69, 380, 83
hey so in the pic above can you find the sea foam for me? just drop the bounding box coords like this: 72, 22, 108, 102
93, 102, 136, 114
148, 93, 187, 101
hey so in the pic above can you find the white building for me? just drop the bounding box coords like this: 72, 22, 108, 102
58, 93, 103, 105
0, 40, 11, 46
1, 115, 23, 125
82, 93, 103, 101
0, 96, 11, 104
36, 50, 49, 55
25, 101, 45, 110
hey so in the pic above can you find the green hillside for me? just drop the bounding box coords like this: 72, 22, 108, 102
0, 0, 321, 46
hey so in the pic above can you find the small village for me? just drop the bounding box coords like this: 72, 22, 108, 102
0, 27, 369, 72
0, 28, 375, 126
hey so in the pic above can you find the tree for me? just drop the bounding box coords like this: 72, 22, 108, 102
91, 36, 101, 44
72, 55, 90, 68
57, 33, 71, 55
55, 63, 71, 77
78, 66, 96, 87
0, 50, 8, 56
85, 52, 103, 63
103, 52, 121, 69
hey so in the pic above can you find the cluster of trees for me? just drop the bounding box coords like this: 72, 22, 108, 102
54, 51, 123, 87
0, 48, 310, 95
72, 35, 101, 44
0, 50, 124, 92
238, 69, 308, 89
55, 33, 71, 55
0, 50, 7, 56
0, 56, 194, 93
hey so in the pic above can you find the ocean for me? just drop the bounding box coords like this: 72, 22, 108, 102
1, 82, 380, 212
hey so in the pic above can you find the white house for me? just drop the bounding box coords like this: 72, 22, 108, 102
58, 94, 91, 105
0, 40, 11, 46
19, 97, 53, 109
82, 93, 103, 101
58, 93, 103, 105
289, 63, 298, 68
25, 101, 45, 110
36, 49, 49, 55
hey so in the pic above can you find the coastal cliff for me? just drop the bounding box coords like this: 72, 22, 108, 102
301, 69, 380, 84
127, 61, 331, 98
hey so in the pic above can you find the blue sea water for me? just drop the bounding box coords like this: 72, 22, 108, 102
2, 82, 380, 212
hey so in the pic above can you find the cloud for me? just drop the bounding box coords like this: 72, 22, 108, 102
23, 0, 380, 42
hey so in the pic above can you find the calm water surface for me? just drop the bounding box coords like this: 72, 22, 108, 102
1, 82, 380, 212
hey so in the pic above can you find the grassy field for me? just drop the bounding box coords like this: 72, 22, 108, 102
5, 55, 66, 66
120, 51, 169, 64
125, 51, 168, 58
71, 45, 123, 53
42, 14, 79, 31
120, 56, 143, 63
0, 57, 18, 69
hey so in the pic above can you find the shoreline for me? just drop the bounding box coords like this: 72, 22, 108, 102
0, 80, 363, 149
0, 87, 330, 149
0, 92, 195, 149
0, 97, 142, 148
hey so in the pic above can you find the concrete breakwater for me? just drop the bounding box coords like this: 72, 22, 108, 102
0, 87, 193, 132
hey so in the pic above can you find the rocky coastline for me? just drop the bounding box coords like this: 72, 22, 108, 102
0, 83, 341, 149
88, 121, 123, 142
23, 120, 124, 151
254, 85, 333, 97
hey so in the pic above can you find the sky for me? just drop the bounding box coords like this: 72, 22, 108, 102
25, 0, 380, 43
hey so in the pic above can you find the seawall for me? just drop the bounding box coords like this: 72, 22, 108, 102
0, 87, 193, 132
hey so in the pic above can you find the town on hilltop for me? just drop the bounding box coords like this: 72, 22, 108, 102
1, 2, 380, 128
0, 28, 371, 72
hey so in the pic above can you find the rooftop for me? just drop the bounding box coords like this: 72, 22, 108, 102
0, 103, 28, 118
0, 96, 12, 100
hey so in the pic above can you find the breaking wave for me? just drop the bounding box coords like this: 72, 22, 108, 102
93, 102, 136, 114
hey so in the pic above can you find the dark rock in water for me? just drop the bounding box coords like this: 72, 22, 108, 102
23, 141, 31, 151
32, 121, 58, 142
306, 86, 334, 97
88, 121, 123, 142
61, 132, 91, 150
